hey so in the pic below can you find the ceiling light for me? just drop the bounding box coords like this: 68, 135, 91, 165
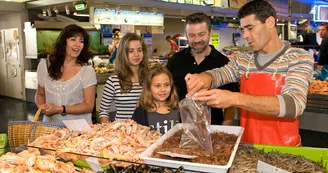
65, 5, 70, 15
47, 8, 52, 17
73, 12, 90, 17
94, 24, 101, 30
152, 8, 157, 15
105, 3, 109, 11
116, 5, 121, 14
181, 19, 186, 22
53, 6, 59, 14
135, 6, 140, 14
42, 8, 46, 16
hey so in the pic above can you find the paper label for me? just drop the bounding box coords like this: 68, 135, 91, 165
257, 160, 291, 173
86, 157, 103, 172
63, 119, 92, 132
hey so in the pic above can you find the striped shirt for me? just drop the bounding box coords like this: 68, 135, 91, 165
206, 47, 314, 117
99, 74, 142, 120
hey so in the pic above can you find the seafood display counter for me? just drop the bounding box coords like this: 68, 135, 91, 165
1, 143, 327, 172
1, 119, 328, 173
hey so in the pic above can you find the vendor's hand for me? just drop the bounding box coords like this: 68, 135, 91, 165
192, 89, 237, 109
43, 103, 62, 117
185, 72, 212, 97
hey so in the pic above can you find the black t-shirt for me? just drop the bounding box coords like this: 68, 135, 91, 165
167, 45, 239, 125
132, 107, 180, 134
319, 38, 328, 66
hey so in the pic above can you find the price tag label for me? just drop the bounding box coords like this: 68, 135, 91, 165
63, 119, 92, 132
257, 160, 291, 173
86, 157, 103, 172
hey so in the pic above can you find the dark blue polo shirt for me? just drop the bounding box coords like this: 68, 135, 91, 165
167, 45, 239, 125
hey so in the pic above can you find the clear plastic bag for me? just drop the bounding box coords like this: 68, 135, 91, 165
179, 96, 213, 153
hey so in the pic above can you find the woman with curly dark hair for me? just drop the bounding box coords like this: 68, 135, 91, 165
35, 24, 97, 123
99, 33, 149, 122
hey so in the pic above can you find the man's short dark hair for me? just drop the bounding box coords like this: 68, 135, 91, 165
166, 35, 172, 40
112, 28, 120, 34
237, 0, 277, 26
320, 23, 328, 30
186, 12, 211, 31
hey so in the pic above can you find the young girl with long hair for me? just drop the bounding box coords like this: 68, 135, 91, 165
132, 66, 180, 134
99, 33, 149, 122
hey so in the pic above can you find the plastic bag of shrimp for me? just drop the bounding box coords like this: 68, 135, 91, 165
178, 96, 213, 153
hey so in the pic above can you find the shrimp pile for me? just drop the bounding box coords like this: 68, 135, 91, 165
308, 80, 328, 95
29, 120, 162, 162
0, 148, 94, 173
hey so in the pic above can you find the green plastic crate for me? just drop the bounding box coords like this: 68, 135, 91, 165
254, 144, 328, 172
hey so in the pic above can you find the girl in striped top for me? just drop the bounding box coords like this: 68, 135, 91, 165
99, 33, 149, 122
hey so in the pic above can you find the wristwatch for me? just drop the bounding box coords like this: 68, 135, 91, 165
61, 105, 66, 116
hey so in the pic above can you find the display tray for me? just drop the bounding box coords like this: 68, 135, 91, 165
140, 124, 244, 173
253, 144, 328, 172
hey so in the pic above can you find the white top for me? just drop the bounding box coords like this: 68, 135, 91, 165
37, 59, 97, 123
99, 74, 142, 120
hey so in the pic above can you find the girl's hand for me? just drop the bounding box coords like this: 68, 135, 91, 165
43, 103, 62, 117
99, 116, 109, 123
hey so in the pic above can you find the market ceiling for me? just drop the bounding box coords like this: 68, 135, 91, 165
1, 0, 323, 19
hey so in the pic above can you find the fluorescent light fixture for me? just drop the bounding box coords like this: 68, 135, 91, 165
65, 5, 70, 15
47, 8, 52, 16
135, 6, 140, 14
105, 3, 110, 11
116, 5, 121, 14
152, 8, 157, 15
73, 12, 90, 17
42, 8, 46, 16
53, 6, 59, 14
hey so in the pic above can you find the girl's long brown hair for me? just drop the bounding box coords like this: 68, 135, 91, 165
139, 66, 179, 112
114, 33, 149, 93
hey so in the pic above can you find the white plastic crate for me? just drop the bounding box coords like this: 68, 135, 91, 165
140, 123, 244, 173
